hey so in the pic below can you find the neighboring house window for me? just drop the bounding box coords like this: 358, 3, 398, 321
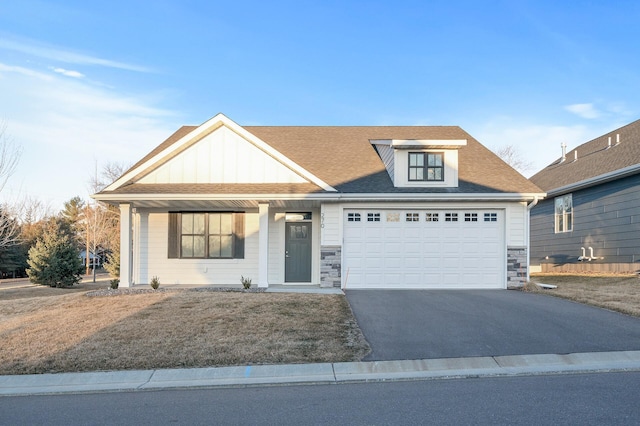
555, 194, 573, 233
408, 152, 444, 181
347, 213, 361, 222
168, 212, 244, 259
464, 213, 478, 222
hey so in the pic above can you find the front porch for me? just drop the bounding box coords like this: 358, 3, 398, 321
117, 200, 340, 289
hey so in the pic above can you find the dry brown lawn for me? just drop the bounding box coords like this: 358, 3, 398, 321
528, 273, 640, 317
0, 283, 370, 375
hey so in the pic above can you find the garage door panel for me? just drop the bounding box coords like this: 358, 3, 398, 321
442, 242, 460, 254
422, 256, 442, 270
404, 257, 423, 268
343, 209, 504, 289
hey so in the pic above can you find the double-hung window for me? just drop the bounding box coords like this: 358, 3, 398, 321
408, 152, 444, 181
169, 212, 244, 259
554, 194, 573, 233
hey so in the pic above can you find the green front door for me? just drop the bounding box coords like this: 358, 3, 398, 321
285, 222, 312, 282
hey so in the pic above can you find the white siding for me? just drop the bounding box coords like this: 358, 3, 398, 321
136, 211, 259, 285
506, 202, 528, 246
139, 126, 308, 184
373, 144, 395, 182
320, 203, 340, 245
268, 212, 286, 284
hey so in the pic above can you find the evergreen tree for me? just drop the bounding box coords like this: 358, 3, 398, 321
26, 219, 84, 287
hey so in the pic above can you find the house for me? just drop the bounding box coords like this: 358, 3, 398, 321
529, 119, 640, 273
93, 113, 544, 289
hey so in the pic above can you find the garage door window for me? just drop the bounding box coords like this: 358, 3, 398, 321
347, 213, 361, 222
464, 213, 478, 222
367, 213, 381, 222
484, 213, 497, 222
387, 212, 400, 222
425, 213, 439, 222
445, 213, 458, 222
406, 213, 420, 222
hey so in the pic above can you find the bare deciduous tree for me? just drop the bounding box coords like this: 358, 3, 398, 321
88, 161, 129, 194
494, 144, 534, 175
0, 122, 23, 249
83, 161, 128, 278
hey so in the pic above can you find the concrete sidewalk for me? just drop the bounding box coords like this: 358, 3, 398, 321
2, 350, 640, 396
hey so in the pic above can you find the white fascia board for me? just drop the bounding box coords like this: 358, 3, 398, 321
104, 113, 337, 193
390, 139, 467, 149
546, 164, 640, 197
93, 192, 546, 203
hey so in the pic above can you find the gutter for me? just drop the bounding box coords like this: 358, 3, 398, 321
525, 196, 540, 283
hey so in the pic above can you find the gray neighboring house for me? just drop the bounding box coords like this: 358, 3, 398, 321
94, 113, 544, 289
529, 119, 640, 273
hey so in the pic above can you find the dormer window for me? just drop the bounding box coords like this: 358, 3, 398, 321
408, 152, 444, 182
370, 138, 466, 188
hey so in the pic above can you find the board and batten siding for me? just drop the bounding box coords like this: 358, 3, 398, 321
530, 173, 640, 266
138, 126, 307, 185
134, 211, 260, 285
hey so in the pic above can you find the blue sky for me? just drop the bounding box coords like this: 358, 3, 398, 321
1, 0, 639, 211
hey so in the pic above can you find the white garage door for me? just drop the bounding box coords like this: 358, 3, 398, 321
343, 209, 504, 289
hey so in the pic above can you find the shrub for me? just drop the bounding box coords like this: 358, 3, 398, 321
110, 279, 119, 289
26, 219, 84, 288
240, 275, 252, 289
104, 250, 120, 278
150, 276, 160, 290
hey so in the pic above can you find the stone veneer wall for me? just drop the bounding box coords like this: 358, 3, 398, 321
320, 245, 342, 288
507, 246, 527, 288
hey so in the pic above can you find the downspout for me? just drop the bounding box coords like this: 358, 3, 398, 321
525, 196, 540, 282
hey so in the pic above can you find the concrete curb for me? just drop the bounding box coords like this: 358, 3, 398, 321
1, 350, 640, 396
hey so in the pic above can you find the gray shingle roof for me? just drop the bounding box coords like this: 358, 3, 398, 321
102, 122, 543, 197
529, 119, 640, 192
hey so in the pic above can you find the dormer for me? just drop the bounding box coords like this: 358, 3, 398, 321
371, 139, 467, 188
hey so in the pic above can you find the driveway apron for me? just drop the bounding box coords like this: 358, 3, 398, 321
345, 290, 640, 361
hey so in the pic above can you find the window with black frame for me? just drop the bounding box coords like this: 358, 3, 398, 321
408, 152, 444, 181
172, 212, 241, 259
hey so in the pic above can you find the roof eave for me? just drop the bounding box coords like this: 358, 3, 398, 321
546, 164, 640, 197
93, 192, 546, 204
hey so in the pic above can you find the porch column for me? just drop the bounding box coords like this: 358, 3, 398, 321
258, 202, 269, 288
119, 203, 133, 288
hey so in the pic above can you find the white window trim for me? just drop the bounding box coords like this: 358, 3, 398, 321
393, 149, 459, 188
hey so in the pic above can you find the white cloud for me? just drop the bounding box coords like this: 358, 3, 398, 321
52, 67, 84, 78
564, 103, 601, 119
0, 37, 152, 73
0, 62, 180, 209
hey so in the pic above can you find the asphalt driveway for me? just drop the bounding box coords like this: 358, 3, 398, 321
346, 290, 640, 361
